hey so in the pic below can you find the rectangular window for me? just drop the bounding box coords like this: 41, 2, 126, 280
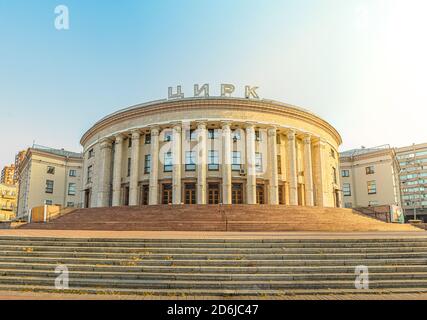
366, 166, 375, 175
208, 150, 219, 171
66, 202, 75, 208
255, 152, 263, 172
332, 167, 337, 184
369, 201, 379, 206
69, 169, 77, 177
330, 149, 336, 159
45, 200, 53, 205
164, 152, 173, 172
185, 151, 196, 171
208, 129, 218, 139
367, 180, 377, 194
164, 131, 173, 142
232, 151, 242, 171
186, 130, 197, 141
87, 166, 93, 183
88, 148, 95, 159
145, 134, 151, 144
144, 155, 151, 174
47, 166, 55, 175
255, 130, 262, 142
127, 158, 131, 177
343, 183, 351, 196
276, 134, 281, 144
128, 138, 132, 148
232, 130, 241, 141
68, 183, 76, 196
45, 180, 54, 194
341, 170, 350, 177
277, 155, 282, 175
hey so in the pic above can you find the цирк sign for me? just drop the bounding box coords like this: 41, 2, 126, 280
167, 84, 260, 100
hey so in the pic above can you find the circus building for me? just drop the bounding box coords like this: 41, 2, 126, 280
80, 86, 343, 209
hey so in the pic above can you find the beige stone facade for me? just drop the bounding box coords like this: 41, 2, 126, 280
80, 98, 342, 208
0, 183, 17, 221
1, 165, 15, 185
16, 146, 83, 219
395, 142, 427, 221
339, 146, 401, 209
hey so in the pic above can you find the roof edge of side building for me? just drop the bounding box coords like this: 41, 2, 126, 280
79, 97, 342, 147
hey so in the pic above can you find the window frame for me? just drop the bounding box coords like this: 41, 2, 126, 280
164, 151, 173, 172
68, 183, 76, 196
232, 151, 242, 171
367, 180, 377, 195
45, 180, 54, 194
144, 154, 151, 174
185, 151, 196, 171
208, 150, 219, 171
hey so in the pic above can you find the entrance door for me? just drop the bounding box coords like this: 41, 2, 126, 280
208, 184, 220, 204
185, 184, 197, 205
256, 185, 265, 204
335, 189, 340, 208
123, 186, 130, 206
141, 185, 149, 206
278, 186, 285, 205
84, 189, 91, 208
162, 184, 172, 205
297, 184, 303, 206
232, 184, 243, 204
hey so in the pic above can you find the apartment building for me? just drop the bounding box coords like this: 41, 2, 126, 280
0, 165, 15, 185
0, 183, 17, 221
339, 145, 401, 209
16, 145, 83, 219
395, 143, 427, 222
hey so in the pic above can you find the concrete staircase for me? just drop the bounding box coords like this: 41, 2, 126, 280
0, 236, 427, 297
21, 205, 420, 232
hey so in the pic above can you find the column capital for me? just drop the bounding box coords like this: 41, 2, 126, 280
171, 122, 182, 132
287, 130, 296, 141
100, 138, 113, 149
267, 127, 277, 137
114, 134, 125, 144
221, 121, 232, 129
303, 134, 312, 144
244, 122, 257, 130
196, 121, 208, 130
131, 130, 141, 140
150, 126, 160, 136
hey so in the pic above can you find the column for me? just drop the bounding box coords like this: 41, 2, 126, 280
246, 124, 256, 204
303, 135, 314, 206
149, 127, 160, 205
112, 135, 123, 206
97, 139, 113, 207
312, 139, 326, 207
221, 122, 232, 204
197, 122, 207, 204
129, 130, 141, 206
287, 130, 298, 205
268, 127, 279, 205
172, 124, 182, 205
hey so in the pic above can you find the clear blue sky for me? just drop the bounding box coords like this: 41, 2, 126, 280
1, 0, 426, 168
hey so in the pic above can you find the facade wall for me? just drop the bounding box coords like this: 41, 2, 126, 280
340, 149, 400, 208
17, 149, 83, 218
0, 184, 17, 221
396, 143, 427, 221
80, 98, 342, 208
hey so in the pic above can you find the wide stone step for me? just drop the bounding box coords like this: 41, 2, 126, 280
1, 276, 427, 289
2, 269, 427, 282
2, 250, 427, 260
2, 284, 427, 297
0, 256, 425, 267
2, 262, 427, 274
2, 244, 427, 254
